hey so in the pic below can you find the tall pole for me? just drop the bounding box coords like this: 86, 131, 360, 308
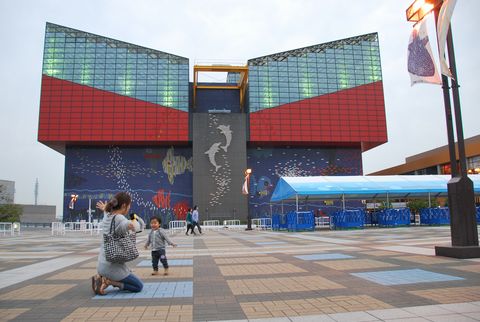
34, 178, 39, 206
433, 8, 457, 177
431, 2, 479, 257
87, 198, 92, 223
442, 25, 478, 248
446, 26, 468, 176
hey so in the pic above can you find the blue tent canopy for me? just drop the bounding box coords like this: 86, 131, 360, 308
270, 175, 480, 202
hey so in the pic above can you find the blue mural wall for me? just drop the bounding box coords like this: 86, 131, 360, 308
64, 146, 193, 226
247, 147, 363, 218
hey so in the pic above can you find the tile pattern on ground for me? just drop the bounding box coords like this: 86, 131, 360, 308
359, 250, 406, 257
394, 255, 458, 265
240, 295, 393, 319
79, 261, 97, 268
218, 263, 306, 276
47, 269, 97, 280
351, 269, 464, 285
448, 264, 480, 273
295, 253, 354, 261
408, 286, 480, 304
62, 305, 193, 322
0, 284, 75, 300
214, 256, 281, 265
133, 267, 193, 279
2, 227, 480, 322
93, 282, 193, 299
227, 275, 345, 295
137, 259, 193, 266
315, 259, 398, 270
255, 241, 287, 245
0, 308, 30, 321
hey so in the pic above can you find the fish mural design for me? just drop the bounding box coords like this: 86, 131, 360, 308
217, 125, 232, 152
162, 147, 193, 184
205, 142, 222, 172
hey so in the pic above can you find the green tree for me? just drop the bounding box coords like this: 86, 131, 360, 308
0, 204, 22, 222
407, 199, 439, 215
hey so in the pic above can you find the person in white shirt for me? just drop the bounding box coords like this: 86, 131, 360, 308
192, 205, 203, 234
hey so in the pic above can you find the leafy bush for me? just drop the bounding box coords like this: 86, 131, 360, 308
0, 204, 22, 222
407, 199, 439, 215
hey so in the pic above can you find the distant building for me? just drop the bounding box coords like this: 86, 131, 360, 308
369, 135, 480, 176
0, 180, 15, 204
0, 180, 56, 225
19, 205, 56, 227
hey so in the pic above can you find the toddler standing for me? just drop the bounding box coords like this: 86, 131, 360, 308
144, 216, 177, 275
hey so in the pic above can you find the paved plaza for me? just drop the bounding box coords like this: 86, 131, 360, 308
1, 226, 480, 321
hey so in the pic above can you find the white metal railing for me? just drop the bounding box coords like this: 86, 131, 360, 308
202, 220, 221, 230
51, 221, 102, 236
315, 216, 330, 228
168, 220, 187, 234
252, 218, 272, 230
0, 222, 21, 236
51, 222, 65, 235
223, 219, 242, 230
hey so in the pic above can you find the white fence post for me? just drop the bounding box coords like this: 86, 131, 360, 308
223, 219, 242, 230
203, 220, 220, 230
168, 220, 187, 234
314, 216, 330, 228
252, 218, 272, 230
0, 223, 12, 236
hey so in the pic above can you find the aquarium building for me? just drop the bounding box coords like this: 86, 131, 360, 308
38, 22, 387, 222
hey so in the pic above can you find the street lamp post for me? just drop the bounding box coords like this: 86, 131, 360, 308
406, 0, 480, 258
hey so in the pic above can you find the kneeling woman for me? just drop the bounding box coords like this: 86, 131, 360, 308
92, 192, 143, 295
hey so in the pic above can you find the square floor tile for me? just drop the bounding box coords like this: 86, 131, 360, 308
295, 253, 354, 261
92, 281, 193, 299
255, 241, 287, 245
351, 269, 464, 285
137, 259, 193, 266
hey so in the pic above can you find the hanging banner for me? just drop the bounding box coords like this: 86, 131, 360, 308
407, 17, 442, 85
437, 0, 457, 78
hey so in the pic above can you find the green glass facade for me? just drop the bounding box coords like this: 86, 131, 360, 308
248, 33, 382, 112
42, 23, 189, 111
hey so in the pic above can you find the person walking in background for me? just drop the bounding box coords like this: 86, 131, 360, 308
144, 216, 177, 275
185, 208, 195, 236
192, 205, 203, 234
92, 192, 143, 295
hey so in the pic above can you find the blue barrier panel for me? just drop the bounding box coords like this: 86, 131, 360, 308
420, 207, 450, 225
330, 209, 364, 230
286, 211, 315, 232
377, 208, 411, 227
476, 207, 480, 224
272, 214, 288, 231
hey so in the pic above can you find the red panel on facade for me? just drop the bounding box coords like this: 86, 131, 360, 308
38, 75, 189, 152
249, 81, 387, 151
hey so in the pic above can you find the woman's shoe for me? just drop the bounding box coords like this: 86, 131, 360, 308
98, 277, 112, 295
91, 274, 103, 295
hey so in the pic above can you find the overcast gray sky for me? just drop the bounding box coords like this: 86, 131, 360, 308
0, 0, 479, 218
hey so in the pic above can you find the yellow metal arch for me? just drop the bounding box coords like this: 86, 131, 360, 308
193, 65, 249, 111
